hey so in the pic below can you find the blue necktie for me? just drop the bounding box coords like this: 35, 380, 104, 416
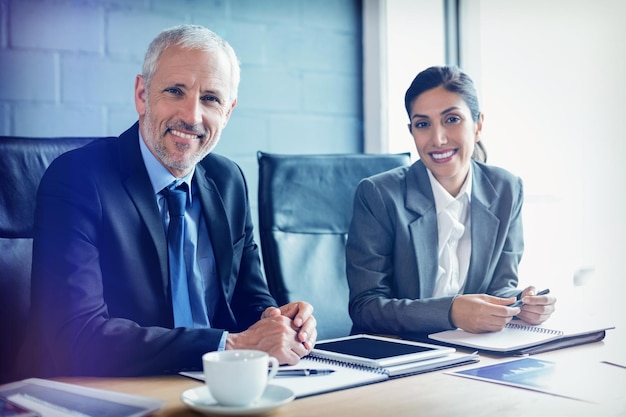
163, 183, 194, 328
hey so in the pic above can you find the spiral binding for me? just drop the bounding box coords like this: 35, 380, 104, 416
306, 354, 388, 374
505, 323, 563, 335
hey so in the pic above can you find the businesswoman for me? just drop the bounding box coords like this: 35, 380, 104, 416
346, 66, 556, 336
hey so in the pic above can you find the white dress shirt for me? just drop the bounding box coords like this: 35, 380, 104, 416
428, 167, 473, 297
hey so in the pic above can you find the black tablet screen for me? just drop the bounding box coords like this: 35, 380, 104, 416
315, 337, 435, 360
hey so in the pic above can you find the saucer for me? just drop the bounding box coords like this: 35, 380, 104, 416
180, 384, 295, 416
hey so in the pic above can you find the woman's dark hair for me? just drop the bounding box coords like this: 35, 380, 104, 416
404, 66, 487, 163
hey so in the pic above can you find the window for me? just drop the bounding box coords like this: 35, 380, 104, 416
365, 0, 626, 299
460, 0, 626, 295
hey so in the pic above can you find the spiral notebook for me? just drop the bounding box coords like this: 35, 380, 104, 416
181, 335, 479, 398
428, 319, 614, 354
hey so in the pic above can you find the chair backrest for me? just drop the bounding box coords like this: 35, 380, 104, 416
0, 136, 99, 383
257, 152, 411, 340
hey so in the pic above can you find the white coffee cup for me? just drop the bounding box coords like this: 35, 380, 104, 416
202, 350, 279, 407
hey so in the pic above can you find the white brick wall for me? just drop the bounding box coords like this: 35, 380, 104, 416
0, 0, 363, 231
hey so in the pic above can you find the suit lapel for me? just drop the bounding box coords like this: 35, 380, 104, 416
465, 161, 500, 293
406, 162, 439, 298
118, 123, 170, 296
194, 164, 234, 298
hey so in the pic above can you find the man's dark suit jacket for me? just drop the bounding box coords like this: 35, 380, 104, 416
18, 123, 277, 377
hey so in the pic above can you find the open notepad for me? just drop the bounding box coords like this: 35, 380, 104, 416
182, 335, 479, 398
429, 318, 614, 355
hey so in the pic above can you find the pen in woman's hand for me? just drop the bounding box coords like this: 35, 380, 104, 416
509, 288, 550, 308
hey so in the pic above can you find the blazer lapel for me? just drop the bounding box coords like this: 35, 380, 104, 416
465, 161, 500, 293
405, 162, 439, 298
194, 164, 234, 299
118, 123, 170, 297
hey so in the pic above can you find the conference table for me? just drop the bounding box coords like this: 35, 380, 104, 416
55, 328, 626, 417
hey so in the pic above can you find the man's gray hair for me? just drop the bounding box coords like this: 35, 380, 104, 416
142, 24, 240, 103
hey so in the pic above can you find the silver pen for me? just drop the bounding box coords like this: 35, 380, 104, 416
509, 288, 550, 308
275, 369, 335, 377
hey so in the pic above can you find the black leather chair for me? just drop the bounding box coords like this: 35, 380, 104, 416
257, 152, 411, 340
0, 136, 100, 383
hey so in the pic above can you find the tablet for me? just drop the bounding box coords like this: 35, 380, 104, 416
0, 379, 163, 417
311, 334, 455, 368
0, 398, 39, 417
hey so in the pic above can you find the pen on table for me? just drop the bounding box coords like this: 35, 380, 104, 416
509, 288, 550, 308
275, 369, 335, 377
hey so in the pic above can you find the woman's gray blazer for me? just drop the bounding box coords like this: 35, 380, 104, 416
346, 159, 524, 335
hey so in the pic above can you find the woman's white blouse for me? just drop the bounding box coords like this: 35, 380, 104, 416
427, 167, 473, 298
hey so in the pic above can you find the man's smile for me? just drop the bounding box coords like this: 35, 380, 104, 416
169, 128, 204, 140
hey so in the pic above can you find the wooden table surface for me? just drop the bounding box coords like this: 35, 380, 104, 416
55, 328, 626, 417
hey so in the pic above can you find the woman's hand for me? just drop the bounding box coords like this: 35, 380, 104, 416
450, 294, 520, 333
515, 286, 557, 325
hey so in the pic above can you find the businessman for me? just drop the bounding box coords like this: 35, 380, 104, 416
18, 24, 316, 378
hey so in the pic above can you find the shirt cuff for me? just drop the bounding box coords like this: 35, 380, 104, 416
218, 331, 228, 351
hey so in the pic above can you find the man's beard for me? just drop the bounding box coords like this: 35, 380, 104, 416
143, 103, 220, 172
